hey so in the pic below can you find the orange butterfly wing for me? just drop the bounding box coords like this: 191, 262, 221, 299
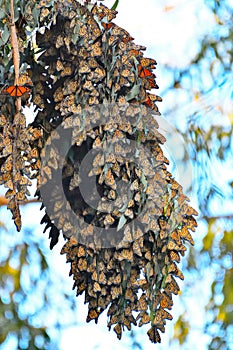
138, 64, 154, 78
2, 86, 16, 96
101, 22, 114, 30
16, 86, 31, 97
122, 35, 134, 44
130, 49, 143, 57
147, 77, 158, 89
140, 57, 157, 68
1, 85, 31, 97
143, 93, 162, 109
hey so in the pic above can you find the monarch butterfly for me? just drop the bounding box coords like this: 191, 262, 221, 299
137, 64, 154, 78
88, 57, 98, 69
113, 323, 122, 340
86, 309, 99, 323
111, 286, 121, 300
130, 49, 143, 57
122, 35, 134, 44
80, 223, 94, 237
77, 257, 88, 271
101, 21, 114, 30
112, 25, 131, 39
133, 240, 142, 256
144, 93, 162, 109
146, 77, 158, 89
169, 250, 181, 263
140, 57, 157, 68
179, 226, 194, 245
138, 294, 147, 310
77, 281, 86, 294
94, 67, 106, 79
92, 42, 102, 56
147, 326, 161, 343
119, 248, 133, 261
18, 73, 33, 86
15, 190, 26, 201
125, 289, 135, 303
93, 281, 101, 292
164, 276, 180, 295
103, 214, 115, 226
1, 85, 31, 97
98, 271, 107, 284
167, 240, 185, 252
168, 262, 184, 280
160, 292, 173, 309
139, 312, 150, 326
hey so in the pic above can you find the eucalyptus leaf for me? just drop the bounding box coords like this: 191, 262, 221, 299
0, 9, 6, 20
118, 202, 128, 213
32, 6, 40, 27
73, 22, 80, 34
3, 55, 11, 70
111, 0, 119, 10
1, 26, 10, 45
13, 1, 19, 22
117, 214, 127, 231
125, 84, 141, 101
0, 64, 4, 80
20, 0, 25, 15
71, 31, 80, 44
140, 171, 148, 189
4, 0, 10, 14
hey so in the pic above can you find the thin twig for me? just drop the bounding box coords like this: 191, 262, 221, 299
0, 196, 40, 207
10, 0, 21, 111
8, 0, 22, 230
10, 0, 19, 85
200, 214, 233, 221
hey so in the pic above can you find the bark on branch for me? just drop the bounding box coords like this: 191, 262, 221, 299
10, 0, 21, 111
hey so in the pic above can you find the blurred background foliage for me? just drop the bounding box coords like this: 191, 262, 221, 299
162, 0, 233, 348
0, 217, 78, 350
0, 0, 233, 349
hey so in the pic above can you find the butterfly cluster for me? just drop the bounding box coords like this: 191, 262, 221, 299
0, 58, 40, 231
0, 111, 42, 230
0, 0, 198, 343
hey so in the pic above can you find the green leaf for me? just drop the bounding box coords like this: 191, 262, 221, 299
0, 8, 6, 20
117, 214, 127, 231
140, 171, 147, 190
1, 25, 10, 45
125, 84, 140, 101
20, 0, 26, 15
32, 6, 40, 26
13, 1, 19, 22
111, 0, 119, 10
173, 315, 190, 345
71, 33, 79, 45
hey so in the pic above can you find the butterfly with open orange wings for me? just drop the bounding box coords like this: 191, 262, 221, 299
1, 85, 31, 97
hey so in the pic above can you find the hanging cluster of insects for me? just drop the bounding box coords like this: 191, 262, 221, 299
0, 0, 197, 343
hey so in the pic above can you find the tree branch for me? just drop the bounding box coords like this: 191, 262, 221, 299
10, 0, 21, 111
200, 214, 233, 221
0, 196, 40, 207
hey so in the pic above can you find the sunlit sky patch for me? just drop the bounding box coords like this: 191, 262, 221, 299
104, 0, 215, 68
